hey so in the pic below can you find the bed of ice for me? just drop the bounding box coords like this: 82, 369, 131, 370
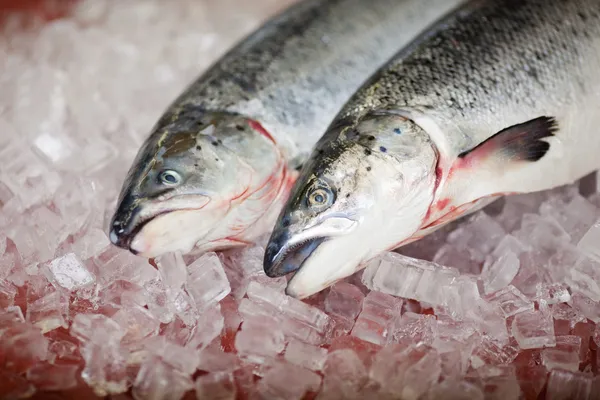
2, 1, 600, 399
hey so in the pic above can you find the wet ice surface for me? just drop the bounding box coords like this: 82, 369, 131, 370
2, 1, 600, 400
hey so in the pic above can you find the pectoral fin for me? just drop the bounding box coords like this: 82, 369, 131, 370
423, 116, 558, 229
458, 116, 557, 163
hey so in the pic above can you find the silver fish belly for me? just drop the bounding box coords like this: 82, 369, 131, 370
108, 0, 465, 258
265, 0, 600, 299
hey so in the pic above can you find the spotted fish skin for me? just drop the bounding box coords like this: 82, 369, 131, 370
265, 0, 600, 299
109, 0, 465, 258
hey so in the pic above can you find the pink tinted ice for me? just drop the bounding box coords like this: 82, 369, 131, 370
195, 372, 237, 400
366, 252, 459, 305
511, 309, 556, 349
351, 290, 402, 345
46, 253, 95, 291
186, 252, 231, 309
325, 282, 365, 321
284, 339, 328, 371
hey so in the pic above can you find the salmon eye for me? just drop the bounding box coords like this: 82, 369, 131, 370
307, 187, 333, 211
158, 170, 182, 186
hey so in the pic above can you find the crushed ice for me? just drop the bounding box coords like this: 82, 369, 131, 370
1, 1, 600, 399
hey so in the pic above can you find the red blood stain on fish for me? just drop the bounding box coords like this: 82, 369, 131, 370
435, 197, 451, 211
248, 120, 276, 144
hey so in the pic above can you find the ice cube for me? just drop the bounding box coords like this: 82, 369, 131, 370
448, 212, 506, 260
567, 255, 600, 301
238, 298, 325, 345
370, 344, 441, 400
434, 317, 478, 351
535, 283, 571, 305
492, 235, 531, 258
186, 252, 231, 309
432, 243, 482, 275
71, 313, 125, 344
195, 372, 236, 400
186, 305, 224, 351
481, 251, 520, 294
25, 290, 69, 333
511, 309, 556, 349
485, 285, 533, 318
220, 295, 242, 334
570, 292, 600, 323
170, 288, 201, 328
476, 365, 521, 400
328, 313, 355, 338
440, 275, 482, 320
71, 228, 111, 261
401, 347, 442, 400
198, 342, 239, 373
156, 251, 187, 290
519, 214, 573, 247
368, 252, 459, 305
351, 291, 401, 346
80, 339, 129, 396
541, 194, 597, 242
256, 361, 322, 400
545, 243, 581, 285
235, 314, 285, 364
111, 305, 160, 345
388, 312, 438, 346
470, 337, 519, 368
133, 355, 194, 400
100, 280, 147, 308
284, 339, 328, 371
325, 282, 364, 321
246, 281, 331, 333
25, 362, 79, 391
546, 369, 592, 400
47, 253, 95, 291
318, 349, 369, 398
142, 336, 200, 375
542, 335, 581, 372
578, 219, 600, 262
552, 303, 586, 329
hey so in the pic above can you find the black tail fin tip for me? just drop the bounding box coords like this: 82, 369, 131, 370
459, 116, 558, 162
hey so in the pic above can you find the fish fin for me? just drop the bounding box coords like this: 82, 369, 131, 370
422, 116, 559, 229
458, 116, 558, 163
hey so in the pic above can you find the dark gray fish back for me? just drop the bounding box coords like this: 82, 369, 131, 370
337, 0, 600, 152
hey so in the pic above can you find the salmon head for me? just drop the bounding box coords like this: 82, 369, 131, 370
263, 112, 438, 299
109, 106, 291, 257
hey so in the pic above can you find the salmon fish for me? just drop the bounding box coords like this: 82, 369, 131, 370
108, 0, 464, 257
264, 0, 600, 299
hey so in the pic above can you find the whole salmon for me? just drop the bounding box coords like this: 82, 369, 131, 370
108, 0, 464, 257
264, 0, 600, 299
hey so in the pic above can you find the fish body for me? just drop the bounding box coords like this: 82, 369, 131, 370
109, 0, 465, 257
265, 0, 600, 298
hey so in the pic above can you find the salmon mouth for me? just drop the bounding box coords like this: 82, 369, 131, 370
109, 194, 212, 255
263, 235, 327, 278
109, 208, 170, 254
